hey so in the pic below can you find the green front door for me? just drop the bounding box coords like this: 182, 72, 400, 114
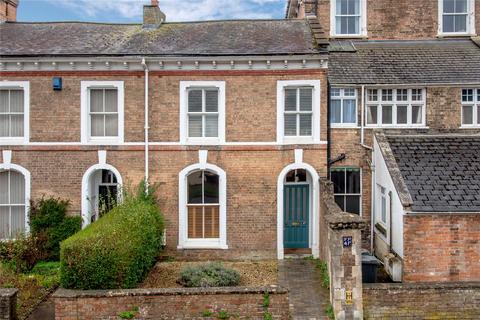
284, 184, 309, 249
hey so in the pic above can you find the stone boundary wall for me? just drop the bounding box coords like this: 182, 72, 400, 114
0, 289, 17, 320
364, 282, 480, 319
53, 286, 288, 320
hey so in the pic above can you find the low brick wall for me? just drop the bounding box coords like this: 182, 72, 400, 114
364, 282, 480, 319
0, 289, 17, 320
53, 286, 288, 320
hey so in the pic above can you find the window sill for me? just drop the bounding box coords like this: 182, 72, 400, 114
183, 138, 222, 145
282, 137, 319, 145
460, 125, 480, 129
437, 32, 476, 38
178, 240, 228, 250
364, 126, 429, 129
0, 138, 28, 145
330, 34, 368, 39
331, 125, 360, 129
84, 138, 123, 145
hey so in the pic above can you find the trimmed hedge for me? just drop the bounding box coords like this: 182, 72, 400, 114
60, 193, 164, 289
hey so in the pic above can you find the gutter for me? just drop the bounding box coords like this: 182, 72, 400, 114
141, 58, 150, 193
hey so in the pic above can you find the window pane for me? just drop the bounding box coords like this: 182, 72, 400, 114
204, 171, 219, 204
348, 0, 359, 14
104, 89, 118, 112
396, 89, 408, 101
203, 205, 220, 238
462, 89, 473, 102
188, 90, 202, 112
90, 89, 104, 112
9, 171, 25, 204
462, 105, 473, 124
412, 89, 423, 101
397, 105, 408, 124
296, 169, 307, 182
443, 15, 455, 33
0, 207, 9, 239
0, 90, 8, 113
0, 115, 9, 137
188, 115, 202, 137
334, 195, 345, 211
331, 169, 345, 194
187, 171, 203, 204
286, 170, 296, 182
382, 89, 393, 101
367, 105, 377, 124
91, 114, 104, 136
104, 115, 118, 136
10, 115, 23, 137
299, 114, 312, 136
338, 16, 347, 34
443, 0, 455, 13
455, 15, 467, 32
368, 89, 378, 102
343, 99, 356, 123
9, 90, 23, 113
331, 88, 341, 97
331, 100, 342, 123
345, 195, 360, 214
478, 106, 480, 125
344, 88, 355, 96
11, 206, 25, 238
346, 169, 360, 193
0, 171, 8, 204
347, 16, 359, 35
412, 105, 422, 124
382, 105, 393, 124
205, 90, 218, 112
204, 115, 218, 137
284, 114, 297, 136
381, 196, 387, 223
337, 0, 347, 14
188, 206, 203, 238
285, 89, 297, 111
455, 0, 467, 13
299, 88, 312, 111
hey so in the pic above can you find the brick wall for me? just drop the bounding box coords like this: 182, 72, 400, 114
0, 289, 17, 320
363, 282, 480, 319
53, 286, 289, 320
403, 214, 480, 282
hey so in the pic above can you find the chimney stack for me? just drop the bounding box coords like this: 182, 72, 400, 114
143, 0, 165, 29
0, 0, 18, 23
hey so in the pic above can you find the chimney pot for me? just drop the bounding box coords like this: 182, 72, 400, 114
151, 0, 159, 6
0, 0, 19, 23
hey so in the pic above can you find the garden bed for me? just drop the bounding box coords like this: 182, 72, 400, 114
139, 260, 278, 288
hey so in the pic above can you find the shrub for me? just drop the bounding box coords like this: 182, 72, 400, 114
0, 233, 48, 273
30, 197, 82, 260
179, 263, 240, 288
60, 183, 164, 289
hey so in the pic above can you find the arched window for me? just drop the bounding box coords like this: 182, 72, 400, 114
0, 169, 27, 239
178, 162, 227, 249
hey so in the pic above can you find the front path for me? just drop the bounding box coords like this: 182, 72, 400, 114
278, 259, 331, 320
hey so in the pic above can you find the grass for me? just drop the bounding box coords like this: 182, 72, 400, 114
325, 304, 335, 319
0, 261, 61, 320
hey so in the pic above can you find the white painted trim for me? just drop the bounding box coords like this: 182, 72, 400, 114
0, 81, 30, 145
2, 150, 12, 165
330, 87, 359, 126
294, 149, 303, 164
0, 159, 31, 237
330, 0, 368, 38
461, 88, 480, 127
179, 81, 226, 145
178, 162, 227, 250
80, 81, 124, 145
276, 80, 321, 144
0, 141, 329, 147
277, 162, 320, 259
81, 162, 123, 228
438, 0, 476, 36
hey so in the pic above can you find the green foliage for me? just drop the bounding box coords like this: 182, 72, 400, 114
325, 304, 335, 320
317, 260, 330, 289
262, 292, 270, 308
60, 185, 164, 289
179, 263, 240, 288
0, 233, 48, 273
201, 309, 214, 317
30, 197, 81, 260
216, 310, 232, 319
118, 306, 139, 319
263, 312, 273, 320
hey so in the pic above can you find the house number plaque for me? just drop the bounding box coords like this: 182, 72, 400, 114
343, 236, 352, 248
345, 290, 353, 305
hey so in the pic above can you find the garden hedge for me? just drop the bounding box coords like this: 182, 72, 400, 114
59, 195, 164, 289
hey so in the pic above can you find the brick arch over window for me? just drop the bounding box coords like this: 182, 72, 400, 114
178, 162, 227, 250
0, 161, 30, 239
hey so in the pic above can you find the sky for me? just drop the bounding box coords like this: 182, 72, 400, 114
16, 0, 287, 23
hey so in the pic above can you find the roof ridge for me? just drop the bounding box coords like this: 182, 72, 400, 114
6, 19, 303, 26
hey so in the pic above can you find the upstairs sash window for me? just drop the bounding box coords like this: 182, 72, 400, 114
331, 88, 357, 126
284, 87, 313, 137
89, 88, 119, 138
187, 88, 219, 138
0, 89, 24, 138
461, 88, 480, 126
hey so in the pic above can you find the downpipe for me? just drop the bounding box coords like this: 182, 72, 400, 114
141, 58, 150, 193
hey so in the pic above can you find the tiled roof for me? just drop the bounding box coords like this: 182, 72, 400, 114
329, 39, 480, 85
386, 135, 480, 213
0, 20, 323, 57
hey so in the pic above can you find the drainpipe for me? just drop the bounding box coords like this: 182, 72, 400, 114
327, 81, 331, 175
141, 58, 150, 193
369, 157, 375, 254
360, 85, 372, 150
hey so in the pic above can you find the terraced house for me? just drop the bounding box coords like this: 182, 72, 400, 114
1, 0, 479, 287
288, 0, 480, 282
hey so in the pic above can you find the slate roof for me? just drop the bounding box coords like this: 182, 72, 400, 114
386, 135, 480, 213
0, 20, 324, 57
329, 39, 480, 85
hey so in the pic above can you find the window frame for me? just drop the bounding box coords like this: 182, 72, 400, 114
0, 81, 29, 145
178, 162, 227, 249
330, 167, 362, 216
80, 81, 124, 145
277, 80, 321, 144
0, 161, 30, 241
438, 0, 476, 36
461, 88, 480, 127
330, 87, 358, 127
330, 0, 368, 38
180, 81, 226, 145
365, 88, 427, 128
